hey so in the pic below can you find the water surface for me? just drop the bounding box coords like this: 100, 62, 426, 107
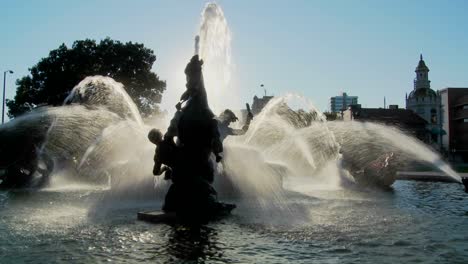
0, 181, 467, 264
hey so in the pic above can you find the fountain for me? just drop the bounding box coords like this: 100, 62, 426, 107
0, 76, 151, 189
0, 2, 463, 200
2, 3, 468, 263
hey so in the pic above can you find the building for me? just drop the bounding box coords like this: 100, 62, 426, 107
439, 88, 468, 161
343, 105, 428, 140
238, 94, 274, 123
251, 95, 274, 116
405, 55, 441, 144
330, 92, 358, 113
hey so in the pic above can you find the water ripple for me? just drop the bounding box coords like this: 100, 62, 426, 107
0, 181, 467, 263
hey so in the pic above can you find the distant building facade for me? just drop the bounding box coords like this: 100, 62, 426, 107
251, 95, 274, 115
405, 55, 441, 144
343, 105, 428, 141
239, 94, 274, 123
330, 92, 358, 113
439, 88, 468, 161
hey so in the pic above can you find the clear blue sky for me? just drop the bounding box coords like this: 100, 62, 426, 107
2, 0, 468, 113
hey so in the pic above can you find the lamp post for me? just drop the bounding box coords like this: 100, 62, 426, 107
3, 70, 14, 124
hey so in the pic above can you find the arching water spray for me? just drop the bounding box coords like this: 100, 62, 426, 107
0, 76, 154, 191
241, 94, 338, 176
64, 76, 144, 126
327, 121, 461, 183
221, 93, 462, 203
196, 2, 236, 113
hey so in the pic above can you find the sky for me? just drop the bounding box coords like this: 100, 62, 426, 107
2, 0, 468, 115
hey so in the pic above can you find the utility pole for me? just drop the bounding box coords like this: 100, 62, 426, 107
438, 92, 443, 153
3, 70, 14, 124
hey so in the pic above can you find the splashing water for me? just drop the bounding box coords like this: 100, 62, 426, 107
327, 121, 461, 183
239, 94, 338, 177
64, 76, 144, 126
57, 77, 157, 195
195, 3, 459, 189
0, 3, 462, 221
0, 76, 154, 191
218, 93, 462, 206
196, 2, 236, 113
217, 94, 340, 219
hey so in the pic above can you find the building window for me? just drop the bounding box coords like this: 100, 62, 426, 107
463, 105, 468, 110
464, 119, 468, 123
430, 108, 437, 124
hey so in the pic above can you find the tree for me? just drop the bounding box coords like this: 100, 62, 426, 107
7, 38, 166, 117
323, 111, 339, 121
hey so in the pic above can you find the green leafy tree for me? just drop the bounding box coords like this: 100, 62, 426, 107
7, 38, 166, 117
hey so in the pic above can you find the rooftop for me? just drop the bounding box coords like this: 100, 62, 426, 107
415, 54, 430, 72
350, 107, 428, 125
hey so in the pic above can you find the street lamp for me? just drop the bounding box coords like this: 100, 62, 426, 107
3, 70, 14, 124
260, 84, 266, 97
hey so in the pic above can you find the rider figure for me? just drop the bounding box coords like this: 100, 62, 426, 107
148, 128, 177, 180
217, 105, 253, 142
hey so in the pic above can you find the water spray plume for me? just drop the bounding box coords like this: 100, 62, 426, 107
196, 2, 235, 113
194, 35, 200, 55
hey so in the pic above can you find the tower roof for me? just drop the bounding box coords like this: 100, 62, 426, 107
408, 87, 437, 99
415, 54, 429, 72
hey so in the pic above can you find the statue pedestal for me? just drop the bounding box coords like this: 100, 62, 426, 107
137, 211, 176, 224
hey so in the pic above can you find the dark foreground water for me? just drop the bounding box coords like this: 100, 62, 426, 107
0, 181, 467, 264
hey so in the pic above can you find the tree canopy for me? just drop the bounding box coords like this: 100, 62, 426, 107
323, 111, 339, 121
7, 38, 166, 118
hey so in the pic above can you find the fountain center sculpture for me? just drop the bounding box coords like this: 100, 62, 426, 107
148, 53, 235, 224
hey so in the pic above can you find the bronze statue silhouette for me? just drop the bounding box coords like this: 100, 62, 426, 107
0, 127, 54, 189
150, 55, 235, 223
216, 104, 253, 142
148, 128, 176, 180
